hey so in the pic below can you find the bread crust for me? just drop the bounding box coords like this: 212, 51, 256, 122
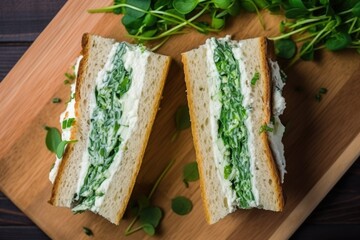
112, 56, 171, 224
49, 33, 91, 205
258, 37, 284, 211
182, 52, 213, 223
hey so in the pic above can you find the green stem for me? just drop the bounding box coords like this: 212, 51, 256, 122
287, 16, 328, 29
338, 8, 353, 16
124, 222, 143, 236
270, 19, 330, 40
148, 159, 175, 200
150, 10, 204, 32
308, 6, 325, 12
348, 18, 357, 33
289, 20, 336, 66
88, 4, 147, 14
294, 32, 318, 42
150, 36, 171, 52
128, 4, 210, 41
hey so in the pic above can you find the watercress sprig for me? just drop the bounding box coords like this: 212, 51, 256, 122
125, 159, 175, 236
89, 0, 239, 50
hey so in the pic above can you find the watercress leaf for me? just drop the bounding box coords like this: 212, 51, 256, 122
141, 29, 158, 37
211, 16, 225, 29
142, 223, 155, 236
212, 0, 233, 10
124, 0, 150, 18
143, 13, 157, 27
253, 0, 270, 9
319, 87, 328, 94
352, 2, 360, 17
325, 32, 351, 51
52, 98, 61, 103
139, 207, 162, 227
227, 0, 241, 16
154, 0, 173, 10
45, 126, 61, 153
161, 9, 185, 24
300, 41, 314, 60
289, 0, 307, 9
274, 39, 297, 59
122, 14, 144, 34
56, 140, 77, 158
240, 1, 257, 12
175, 105, 191, 131
171, 196, 193, 215
183, 162, 199, 186
173, 0, 198, 15
319, 0, 329, 5
285, 7, 309, 19
82, 226, 93, 236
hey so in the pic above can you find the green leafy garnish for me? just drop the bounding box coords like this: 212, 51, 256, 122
213, 39, 255, 207
139, 206, 162, 228
72, 43, 132, 212
183, 161, 199, 188
56, 140, 77, 158
176, 105, 191, 131
52, 98, 61, 103
125, 159, 175, 236
89, 0, 360, 59
62, 118, 75, 129
270, 1, 360, 64
172, 105, 191, 141
64, 71, 76, 85
142, 224, 155, 236
274, 39, 296, 59
260, 124, 274, 133
315, 87, 328, 102
171, 196, 193, 215
251, 72, 260, 86
45, 126, 61, 153
82, 227, 93, 237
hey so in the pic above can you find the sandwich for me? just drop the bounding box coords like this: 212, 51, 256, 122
49, 33, 171, 224
182, 36, 286, 224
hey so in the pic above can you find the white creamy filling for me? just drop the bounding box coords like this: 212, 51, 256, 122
92, 45, 148, 211
231, 42, 259, 207
74, 43, 120, 197
73, 43, 149, 212
268, 60, 287, 183
49, 55, 83, 184
206, 38, 237, 212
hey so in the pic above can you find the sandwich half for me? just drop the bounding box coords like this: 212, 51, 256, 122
182, 36, 286, 224
49, 33, 171, 224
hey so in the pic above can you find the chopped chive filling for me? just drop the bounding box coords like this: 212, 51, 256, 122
213, 40, 255, 208
72, 43, 132, 212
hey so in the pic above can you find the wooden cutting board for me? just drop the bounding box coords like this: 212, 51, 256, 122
0, 0, 359, 239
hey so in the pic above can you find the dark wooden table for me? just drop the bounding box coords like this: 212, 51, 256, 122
0, 1, 359, 239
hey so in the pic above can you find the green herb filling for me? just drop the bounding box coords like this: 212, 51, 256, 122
213, 40, 255, 208
72, 43, 132, 212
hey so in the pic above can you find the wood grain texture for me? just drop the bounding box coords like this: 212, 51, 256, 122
0, 0, 359, 239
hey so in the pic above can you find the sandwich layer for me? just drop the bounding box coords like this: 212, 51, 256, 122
50, 34, 171, 224
182, 36, 285, 224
